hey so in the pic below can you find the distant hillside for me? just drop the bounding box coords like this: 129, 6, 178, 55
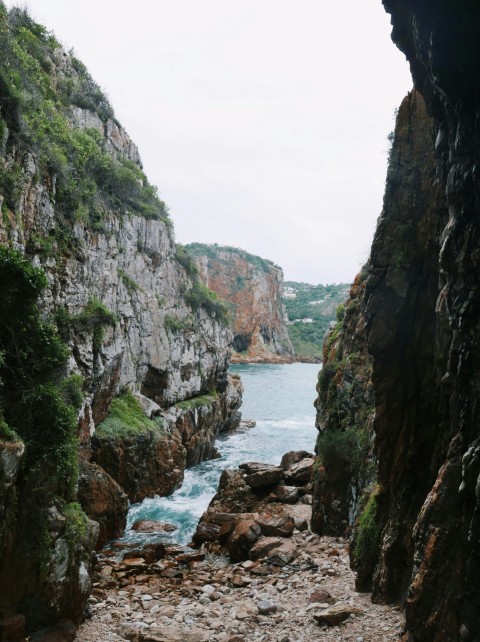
186, 243, 294, 363
283, 281, 350, 360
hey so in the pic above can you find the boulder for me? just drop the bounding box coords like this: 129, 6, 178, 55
312, 604, 363, 626
227, 519, 261, 562
256, 512, 294, 537
284, 458, 314, 485
249, 536, 283, 560
191, 521, 222, 544
239, 462, 284, 488
280, 450, 314, 470
131, 519, 177, 533
0, 614, 26, 642
123, 543, 165, 564
249, 537, 298, 564
266, 485, 301, 504
77, 459, 129, 548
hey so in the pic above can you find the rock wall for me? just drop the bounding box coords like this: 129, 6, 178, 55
313, 2, 480, 636
186, 243, 294, 363
0, 6, 241, 635
311, 270, 374, 539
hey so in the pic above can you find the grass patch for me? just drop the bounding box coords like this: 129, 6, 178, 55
175, 391, 218, 411
63, 501, 89, 552
95, 389, 164, 439
118, 268, 142, 296
185, 281, 229, 323
164, 314, 193, 334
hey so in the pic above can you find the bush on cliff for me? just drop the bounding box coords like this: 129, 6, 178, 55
95, 389, 164, 439
0, 3, 169, 227
0, 246, 89, 573
185, 280, 229, 323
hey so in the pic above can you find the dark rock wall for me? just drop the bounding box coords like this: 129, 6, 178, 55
365, 89, 447, 607
313, 2, 480, 638
379, 3, 480, 640
311, 270, 374, 537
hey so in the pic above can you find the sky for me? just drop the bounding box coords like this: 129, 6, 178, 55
6, 0, 412, 284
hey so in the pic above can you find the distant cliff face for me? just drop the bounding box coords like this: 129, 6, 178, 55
186, 244, 294, 363
0, 6, 241, 634
313, 3, 480, 635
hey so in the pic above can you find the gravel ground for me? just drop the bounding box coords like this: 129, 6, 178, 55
77, 517, 404, 642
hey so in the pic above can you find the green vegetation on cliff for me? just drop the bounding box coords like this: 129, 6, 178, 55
283, 282, 349, 360
0, 3, 168, 230
95, 389, 164, 439
186, 242, 277, 274
0, 246, 88, 570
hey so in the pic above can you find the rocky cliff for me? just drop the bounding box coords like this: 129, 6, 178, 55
0, 6, 241, 636
186, 243, 294, 363
313, 2, 480, 637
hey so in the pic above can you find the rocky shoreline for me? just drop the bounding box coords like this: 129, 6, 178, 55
74, 453, 403, 642
78, 518, 402, 642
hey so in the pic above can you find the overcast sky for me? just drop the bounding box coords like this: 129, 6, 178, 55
7, 0, 411, 283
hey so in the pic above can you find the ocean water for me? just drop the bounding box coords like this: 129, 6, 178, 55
122, 363, 320, 547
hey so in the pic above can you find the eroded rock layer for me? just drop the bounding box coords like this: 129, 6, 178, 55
186, 243, 294, 363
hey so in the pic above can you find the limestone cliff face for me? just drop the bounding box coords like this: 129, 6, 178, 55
186, 244, 294, 363
0, 6, 241, 634
313, 7, 480, 636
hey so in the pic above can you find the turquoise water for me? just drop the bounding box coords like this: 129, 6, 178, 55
123, 363, 320, 546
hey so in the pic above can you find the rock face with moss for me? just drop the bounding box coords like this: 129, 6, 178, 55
313, 16, 480, 635
186, 243, 294, 363
311, 270, 374, 539
0, 5, 241, 635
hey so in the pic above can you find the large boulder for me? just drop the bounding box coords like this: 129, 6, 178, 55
77, 460, 129, 548
256, 513, 294, 537
239, 462, 285, 489
227, 519, 262, 562
284, 458, 314, 485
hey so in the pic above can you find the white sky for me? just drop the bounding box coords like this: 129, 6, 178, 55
7, 0, 411, 283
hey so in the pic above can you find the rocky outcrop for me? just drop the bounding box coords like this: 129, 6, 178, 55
369, 4, 480, 639
311, 270, 374, 539
313, 5, 480, 636
0, 5, 242, 635
186, 243, 294, 362
77, 460, 129, 548
192, 451, 314, 562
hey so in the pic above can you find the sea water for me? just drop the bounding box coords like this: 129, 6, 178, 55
123, 363, 320, 546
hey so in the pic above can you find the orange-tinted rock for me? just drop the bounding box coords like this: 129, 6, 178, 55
186, 244, 294, 362
227, 519, 262, 562
77, 460, 129, 548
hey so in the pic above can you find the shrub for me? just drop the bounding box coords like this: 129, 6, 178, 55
58, 374, 84, 410
185, 281, 229, 323
317, 425, 372, 484
63, 501, 89, 551
318, 360, 340, 393
72, 298, 117, 354
0, 246, 80, 488
164, 314, 190, 334
175, 244, 198, 277
0, 6, 170, 228
95, 389, 164, 439
118, 268, 142, 296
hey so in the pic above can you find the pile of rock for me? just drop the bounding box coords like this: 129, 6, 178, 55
191, 451, 314, 562
77, 530, 403, 642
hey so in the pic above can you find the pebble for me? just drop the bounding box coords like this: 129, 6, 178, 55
77, 515, 404, 642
